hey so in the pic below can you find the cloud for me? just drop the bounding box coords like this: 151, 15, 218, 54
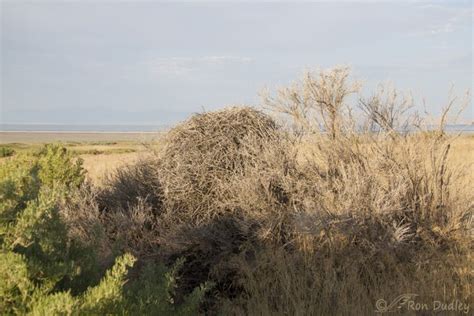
145, 56, 254, 77
412, 4, 472, 36
429, 11, 470, 35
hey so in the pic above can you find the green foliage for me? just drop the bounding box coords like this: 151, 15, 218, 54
0, 144, 210, 315
0, 251, 33, 314
29, 291, 76, 316
0, 154, 40, 238
1, 247, 208, 315
0, 146, 15, 157
80, 253, 135, 314
125, 258, 212, 315
36, 144, 85, 195
4, 194, 72, 287
0, 144, 84, 228
0, 145, 92, 290
0, 144, 92, 314
0, 252, 133, 315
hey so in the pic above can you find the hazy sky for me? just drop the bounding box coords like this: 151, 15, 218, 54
1, 0, 472, 125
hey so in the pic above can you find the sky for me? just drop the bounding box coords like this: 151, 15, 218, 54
1, 0, 472, 126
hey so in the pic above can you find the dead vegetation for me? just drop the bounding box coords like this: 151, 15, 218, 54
158, 107, 290, 220
61, 66, 473, 314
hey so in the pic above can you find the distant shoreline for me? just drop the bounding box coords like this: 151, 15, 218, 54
0, 124, 170, 133
0, 130, 161, 134
1, 123, 471, 133
0, 131, 162, 143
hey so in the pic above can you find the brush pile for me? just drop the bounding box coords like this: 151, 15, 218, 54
158, 107, 293, 225
151, 107, 299, 300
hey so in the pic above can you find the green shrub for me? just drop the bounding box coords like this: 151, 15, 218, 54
0, 145, 93, 287
0, 144, 96, 314
1, 249, 209, 315
0, 144, 210, 314
0, 252, 133, 315
125, 258, 212, 315
0, 147, 15, 157
37, 144, 85, 194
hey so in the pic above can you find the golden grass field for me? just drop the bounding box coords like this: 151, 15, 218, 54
0, 132, 162, 184
449, 135, 474, 181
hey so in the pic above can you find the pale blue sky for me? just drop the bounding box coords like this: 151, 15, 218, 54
1, 0, 472, 125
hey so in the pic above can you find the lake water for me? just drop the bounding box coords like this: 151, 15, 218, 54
441, 124, 474, 133
0, 124, 170, 132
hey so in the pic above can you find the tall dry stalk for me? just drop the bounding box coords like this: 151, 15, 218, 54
262, 66, 360, 139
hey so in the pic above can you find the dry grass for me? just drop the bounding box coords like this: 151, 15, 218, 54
62, 135, 474, 189
81, 152, 142, 185
0, 137, 157, 184
449, 135, 474, 181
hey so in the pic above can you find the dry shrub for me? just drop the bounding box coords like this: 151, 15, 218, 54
152, 107, 300, 306
59, 184, 115, 269
62, 158, 163, 262
102, 198, 160, 257
98, 157, 162, 215
62, 185, 161, 262
217, 66, 473, 314
219, 242, 472, 315
72, 157, 164, 260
